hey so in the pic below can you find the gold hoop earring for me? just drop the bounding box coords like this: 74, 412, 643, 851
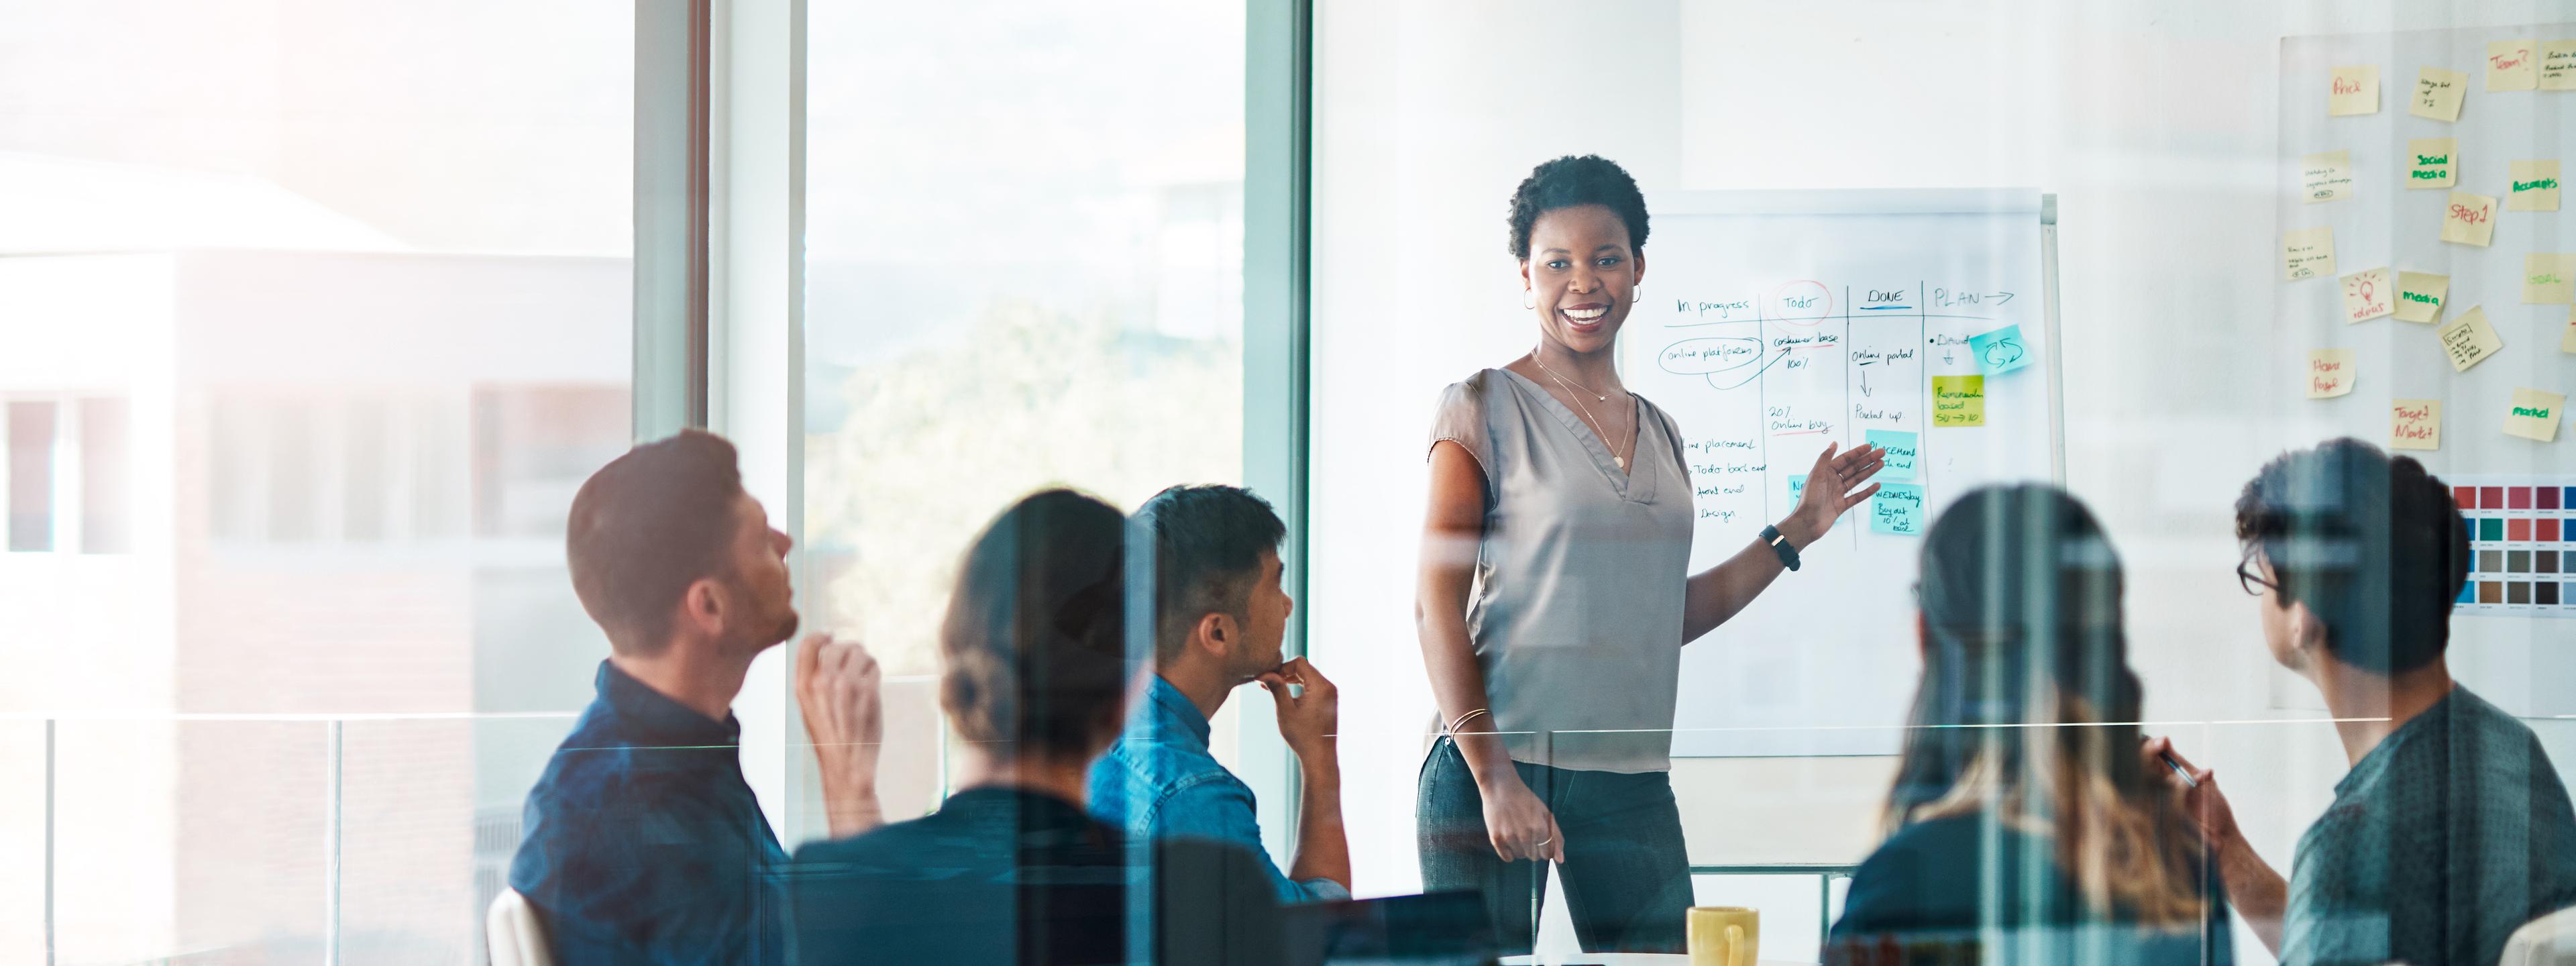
1523, 288, 1537, 310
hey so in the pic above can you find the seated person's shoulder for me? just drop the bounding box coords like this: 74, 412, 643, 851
1837, 814, 2051, 934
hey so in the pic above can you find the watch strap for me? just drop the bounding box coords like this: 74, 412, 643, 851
1761, 524, 1801, 572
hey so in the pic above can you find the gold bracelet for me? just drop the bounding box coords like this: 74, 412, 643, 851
1446, 708, 1491, 735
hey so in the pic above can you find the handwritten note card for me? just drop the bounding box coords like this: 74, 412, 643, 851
2391, 398, 2442, 451
2330, 64, 2380, 115
2308, 349, 2357, 398
1932, 376, 1986, 427
2302, 150, 2353, 202
1967, 325, 2032, 376
2407, 138, 2458, 189
2510, 159, 2561, 211
2284, 227, 2337, 280
1870, 483, 1925, 537
2396, 271, 2450, 323
2413, 66, 2468, 121
2527, 254, 2575, 304
2341, 268, 2394, 323
2544, 40, 2576, 91
2505, 387, 2565, 443
2437, 306, 2503, 372
1866, 429, 1919, 482
2490, 40, 2540, 91
2442, 192, 2498, 247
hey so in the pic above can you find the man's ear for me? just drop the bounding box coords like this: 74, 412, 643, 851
1194, 611, 1238, 659
678, 576, 727, 639
2285, 598, 2330, 657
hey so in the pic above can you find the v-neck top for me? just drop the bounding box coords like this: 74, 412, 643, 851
1426, 367, 1696, 773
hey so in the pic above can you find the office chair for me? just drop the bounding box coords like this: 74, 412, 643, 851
486, 888, 556, 966
2502, 904, 2576, 966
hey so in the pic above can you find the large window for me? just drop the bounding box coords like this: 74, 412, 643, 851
0, 2, 632, 961
803, 0, 1250, 821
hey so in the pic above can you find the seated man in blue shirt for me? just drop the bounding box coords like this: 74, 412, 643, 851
1089, 484, 1352, 903
2153, 439, 2576, 966
508, 429, 888, 965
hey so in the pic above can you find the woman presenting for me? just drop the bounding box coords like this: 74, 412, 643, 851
1415, 155, 1886, 954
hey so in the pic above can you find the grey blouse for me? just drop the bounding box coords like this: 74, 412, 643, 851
1428, 368, 1695, 773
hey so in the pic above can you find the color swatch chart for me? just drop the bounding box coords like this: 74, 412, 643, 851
2453, 477, 2576, 617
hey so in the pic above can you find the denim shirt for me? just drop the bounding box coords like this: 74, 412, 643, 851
1087, 676, 1349, 904
508, 661, 787, 965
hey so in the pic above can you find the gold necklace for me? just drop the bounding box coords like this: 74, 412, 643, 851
1529, 352, 1632, 470
1529, 349, 1611, 401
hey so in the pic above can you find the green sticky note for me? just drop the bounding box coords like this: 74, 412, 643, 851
1967, 325, 2032, 376
1866, 429, 1919, 481
1872, 482, 1925, 535
1933, 376, 1986, 427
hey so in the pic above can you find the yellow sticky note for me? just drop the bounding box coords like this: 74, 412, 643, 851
2526, 254, 2575, 304
2284, 226, 2337, 280
2330, 64, 2380, 115
2308, 349, 2357, 398
2396, 271, 2450, 323
2301, 150, 2353, 203
2406, 138, 2458, 189
2510, 159, 2561, 211
2412, 66, 2469, 121
2543, 40, 2576, 91
2489, 40, 2540, 91
1932, 375, 1986, 427
2505, 387, 2565, 442
2340, 268, 2394, 323
2391, 398, 2442, 451
2442, 192, 2498, 247
2437, 306, 2503, 372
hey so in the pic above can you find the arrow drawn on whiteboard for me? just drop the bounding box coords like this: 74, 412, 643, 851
1978, 337, 2026, 370
1707, 345, 1793, 390
1989, 292, 2015, 305
1858, 368, 1872, 396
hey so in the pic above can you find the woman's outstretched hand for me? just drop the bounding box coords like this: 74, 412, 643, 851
1782, 442, 1887, 546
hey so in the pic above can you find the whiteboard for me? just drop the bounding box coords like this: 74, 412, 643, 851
1617, 189, 2062, 757
2277, 26, 2576, 714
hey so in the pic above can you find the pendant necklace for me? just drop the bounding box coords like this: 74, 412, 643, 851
1530, 349, 1631, 470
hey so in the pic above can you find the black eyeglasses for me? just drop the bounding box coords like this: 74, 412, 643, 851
2235, 555, 2279, 596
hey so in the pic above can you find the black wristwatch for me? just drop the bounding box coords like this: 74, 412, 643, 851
1761, 524, 1801, 572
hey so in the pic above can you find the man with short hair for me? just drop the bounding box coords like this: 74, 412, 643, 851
509, 429, 885, 965
2153, 438, 2576, 966
1089, 484, 1352, 903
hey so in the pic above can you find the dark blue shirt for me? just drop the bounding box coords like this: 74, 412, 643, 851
1087, 676, 1348, 904
788, 786, 1289, 966
1833, 812, 2234, 966
509, 660, 786, 965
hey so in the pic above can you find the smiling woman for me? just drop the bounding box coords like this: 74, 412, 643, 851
1411, 154, 1888, 955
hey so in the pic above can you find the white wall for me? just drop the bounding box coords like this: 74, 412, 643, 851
1309, 1, 2576, 961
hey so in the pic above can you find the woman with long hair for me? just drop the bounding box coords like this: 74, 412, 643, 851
1829, 484, 2231, 965
1415, 154, 1887, 953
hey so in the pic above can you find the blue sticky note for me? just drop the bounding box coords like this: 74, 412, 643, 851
1871, 483, 1925, 536
1866, 429, 1919, 482
1787, 474, 1807, 505
1967, 325, 2031, 376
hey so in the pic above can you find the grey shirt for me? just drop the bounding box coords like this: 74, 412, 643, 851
1428, 368, 1695, 773
2281, 685, 2576, 966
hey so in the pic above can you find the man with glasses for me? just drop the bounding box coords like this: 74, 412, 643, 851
2148, 438, 2576, 966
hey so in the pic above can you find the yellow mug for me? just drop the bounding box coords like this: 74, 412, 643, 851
1686, 906, 1760, 966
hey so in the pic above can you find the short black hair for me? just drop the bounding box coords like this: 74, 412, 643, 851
566, 429, 745, 655
1506, 154, 1649, 261
2234, 438, 2471, 675
1136, 485, 1287, 664
939, 489, 1136, 761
